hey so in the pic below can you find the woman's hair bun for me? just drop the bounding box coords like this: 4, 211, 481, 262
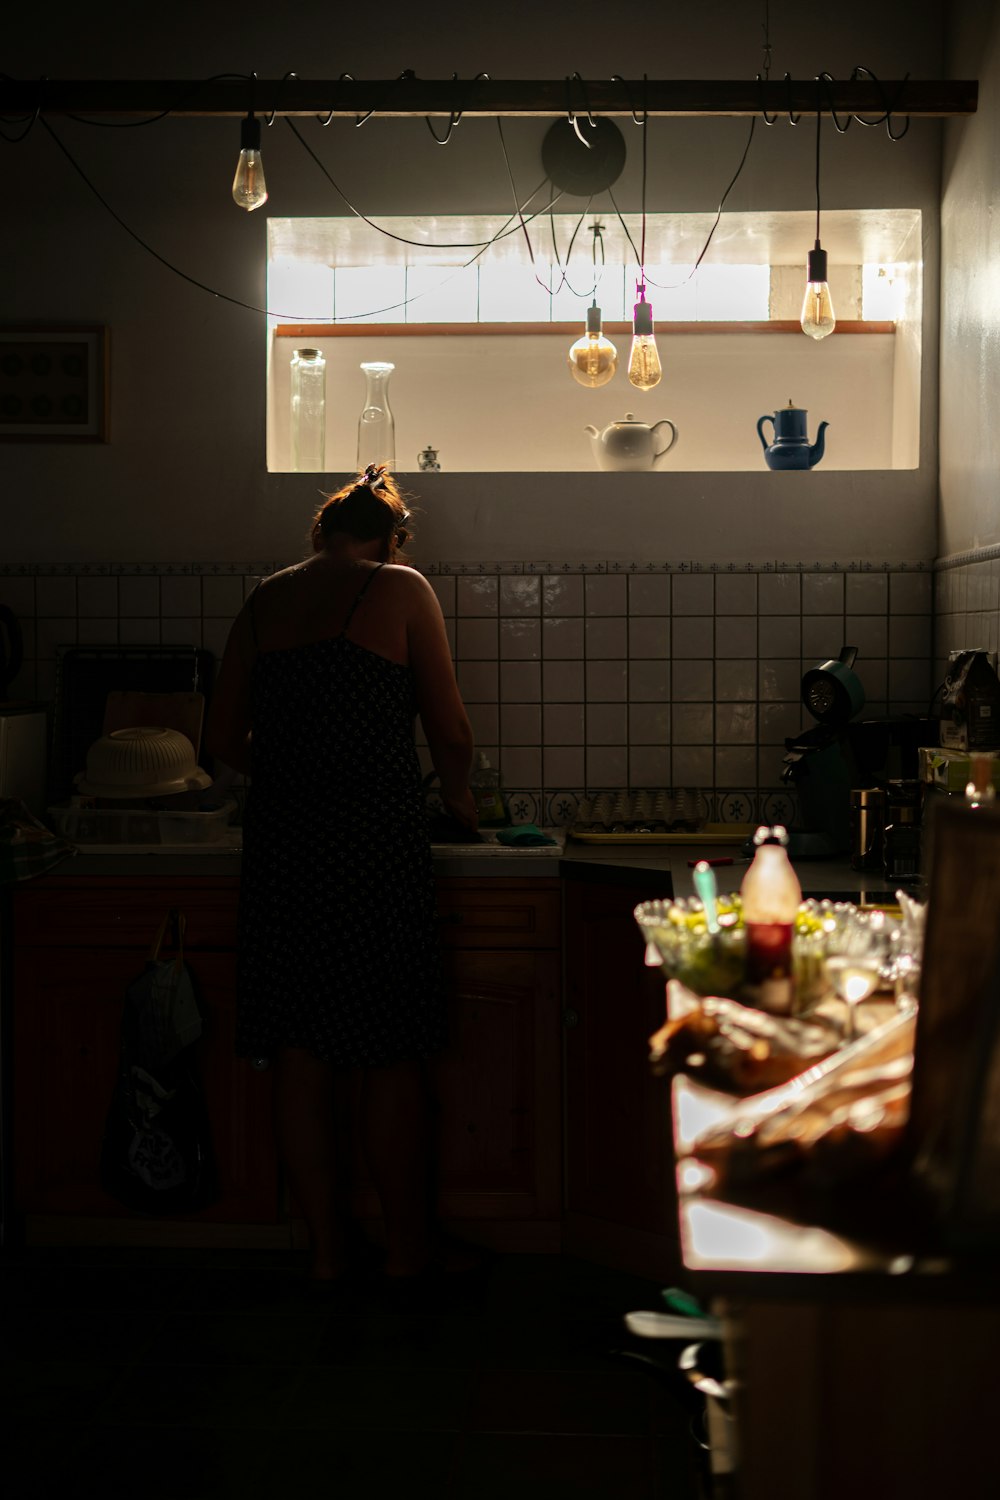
310, 466, 416, 556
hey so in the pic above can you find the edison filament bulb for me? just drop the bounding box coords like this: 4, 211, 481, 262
628, 287, 662, 391
801, 241, 836, 340
567, 303, 618, 388
232, 113, 268, 211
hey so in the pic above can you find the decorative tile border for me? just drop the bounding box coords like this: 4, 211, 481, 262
1, 559, 933, 579
0, 562, 278, 577
425, 560, 932, 576
509, 787, 802, 829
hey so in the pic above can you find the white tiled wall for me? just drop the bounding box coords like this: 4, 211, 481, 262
934, 552, 1000, 682
1, 559, 936, 826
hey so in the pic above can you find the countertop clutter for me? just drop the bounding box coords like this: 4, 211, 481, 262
8, 807, 996, 1500
49, 826, 902, 901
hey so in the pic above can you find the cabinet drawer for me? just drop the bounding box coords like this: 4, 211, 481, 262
435, 879, 560, 950
11, 878, 240, 950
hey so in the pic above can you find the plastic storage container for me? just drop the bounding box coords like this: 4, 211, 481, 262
49, 799, 237, 847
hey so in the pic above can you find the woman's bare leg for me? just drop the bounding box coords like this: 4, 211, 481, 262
361, 1059, 432, 1277
273, 1045, 347, 1280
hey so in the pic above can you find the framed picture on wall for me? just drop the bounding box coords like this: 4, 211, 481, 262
0, 326, 109, 442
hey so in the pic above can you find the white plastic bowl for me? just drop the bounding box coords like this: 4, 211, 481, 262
76, 726, 212, 798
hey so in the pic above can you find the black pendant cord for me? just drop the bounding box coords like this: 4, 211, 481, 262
39, 111, 562, 323
607, 110, 756, 292
639, 73, 648, 286
547, 202, 598, 300
815, 102, 822, 245
285, 115, 562, 252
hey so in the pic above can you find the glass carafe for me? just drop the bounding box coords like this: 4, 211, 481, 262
357, 361, 395, 471
290, 348, 327, 472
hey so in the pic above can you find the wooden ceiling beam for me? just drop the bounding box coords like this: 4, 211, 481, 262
0, 77, 978, 120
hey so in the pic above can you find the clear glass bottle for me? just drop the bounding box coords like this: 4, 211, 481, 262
740, 825, 802, 1013
965, 754, 997, 808
290, 348, 327, 472
357, 361, 395, 471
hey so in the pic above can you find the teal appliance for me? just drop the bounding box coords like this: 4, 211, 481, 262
777, 647, 934, 859
780, 646, 866, 859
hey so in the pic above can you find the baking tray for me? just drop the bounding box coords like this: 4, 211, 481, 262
569, 822, 754, 845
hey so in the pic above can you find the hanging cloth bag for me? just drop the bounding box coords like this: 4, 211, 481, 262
100, 909, 218, 1215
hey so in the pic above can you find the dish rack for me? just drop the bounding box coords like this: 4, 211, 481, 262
48, 798, 237, 848
569, 789, 751, 845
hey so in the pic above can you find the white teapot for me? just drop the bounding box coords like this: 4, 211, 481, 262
585, 412, 679, 472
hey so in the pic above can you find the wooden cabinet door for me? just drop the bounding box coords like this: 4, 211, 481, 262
562, 877, 681, 1272
13, 945, 134, 1218
13, 945, 279, 1224
430, 947, 562, 1223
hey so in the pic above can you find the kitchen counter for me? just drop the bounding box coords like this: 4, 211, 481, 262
48, 827, 907, 903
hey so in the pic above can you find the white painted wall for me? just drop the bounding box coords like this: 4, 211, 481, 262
939, 0, 1000, 559
2, 0, 945, 565
269, 331, 897, 474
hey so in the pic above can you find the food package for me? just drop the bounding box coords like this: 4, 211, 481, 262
686, 1008, 916, 1188
648, 980, 843, 1095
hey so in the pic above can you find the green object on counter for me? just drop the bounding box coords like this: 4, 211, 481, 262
662, 1286, 708, 1319
495, 823, 557, 847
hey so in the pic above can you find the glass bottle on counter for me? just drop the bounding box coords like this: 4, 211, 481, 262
290, 348, 327, 472
740, 825, 802, 1014
357, 361, 395, 471
965, 754, 997, 808
471, 752, 508, 827
882, 780, 922, 884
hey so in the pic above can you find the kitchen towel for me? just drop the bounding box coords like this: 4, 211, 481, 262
495, 823, 557, 847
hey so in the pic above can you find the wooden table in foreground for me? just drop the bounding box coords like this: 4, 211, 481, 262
670, 1075, 1000, 1500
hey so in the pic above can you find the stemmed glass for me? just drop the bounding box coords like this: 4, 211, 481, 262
822, 909, 889, 1041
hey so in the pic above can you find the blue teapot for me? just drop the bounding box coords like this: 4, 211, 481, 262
757, 401, 828, 470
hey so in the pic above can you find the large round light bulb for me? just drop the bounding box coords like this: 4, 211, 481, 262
801, 241, 836, 340
568, 304, 617, 388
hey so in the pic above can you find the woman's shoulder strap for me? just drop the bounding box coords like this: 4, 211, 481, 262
246, 580, 263, 649
340, 561, 386, 634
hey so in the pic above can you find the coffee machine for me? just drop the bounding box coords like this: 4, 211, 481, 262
778, 646, 933, 859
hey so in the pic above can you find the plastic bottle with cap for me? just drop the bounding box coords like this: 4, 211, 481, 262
740, 825, 802, 1013
470, 751, 508, 827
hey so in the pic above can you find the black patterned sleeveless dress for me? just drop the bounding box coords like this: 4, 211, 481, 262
235, 565, 445, 1069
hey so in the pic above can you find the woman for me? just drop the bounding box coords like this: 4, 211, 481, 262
206, 465, 476, 1286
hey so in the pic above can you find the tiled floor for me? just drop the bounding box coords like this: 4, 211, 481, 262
0, 1247, 707, 1499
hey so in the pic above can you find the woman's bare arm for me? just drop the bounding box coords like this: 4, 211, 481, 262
405, 573, 476, 826
204, 604, 255, 776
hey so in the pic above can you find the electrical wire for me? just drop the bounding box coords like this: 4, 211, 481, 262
495, 116, 568, 297
37, 112, 564, 323
10, 52, 910, 314
639, 74, 648, 284
284, 116, 561, 250
0, 70, 43, 141
814, 104, 822, 242
548, 206, 600, 300
10, 71, 262, 129
607, 112, 757, 292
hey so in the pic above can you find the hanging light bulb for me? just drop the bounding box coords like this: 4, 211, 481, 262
801, 106, 834, 339
568, 302, 617, 388
232, 112, 268, 211
628, 285, 662, 391
801, 239, 836, 340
